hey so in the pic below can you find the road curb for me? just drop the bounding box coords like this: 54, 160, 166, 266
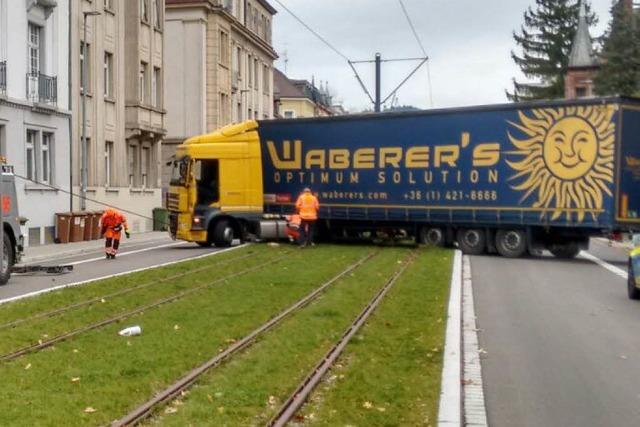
438, 250, 462, 426
462, 255, 488, 426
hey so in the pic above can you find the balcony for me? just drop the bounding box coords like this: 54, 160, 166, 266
26, 72, 57, 106
0, 61, 5, 96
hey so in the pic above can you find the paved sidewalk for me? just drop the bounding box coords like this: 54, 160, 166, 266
20, 231, 172, 264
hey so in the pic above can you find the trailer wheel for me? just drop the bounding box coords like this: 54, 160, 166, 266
213, 220, 234, 247
495, 229, 527, 258
456, 228, 486, 255
420, 227, 445, 246
549, 243, 580, 259
0, 234, 14, 286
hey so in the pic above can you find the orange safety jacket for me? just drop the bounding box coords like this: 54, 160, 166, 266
296, 193, 319, 220
101, 209, 129, 240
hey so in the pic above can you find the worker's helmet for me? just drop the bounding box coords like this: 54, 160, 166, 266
303, 187, 311, 193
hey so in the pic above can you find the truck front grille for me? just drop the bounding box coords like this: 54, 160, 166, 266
167, 193, 179, 211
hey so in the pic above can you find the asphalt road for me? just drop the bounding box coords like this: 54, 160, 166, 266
473, 240, 639, 427
0, 238, 230, 303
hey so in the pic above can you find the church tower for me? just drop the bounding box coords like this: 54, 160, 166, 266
565, 2, 599, 99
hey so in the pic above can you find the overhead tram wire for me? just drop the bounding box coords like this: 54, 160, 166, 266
271, 0, 349, 62
271, 0, 375, 106
398, 0, 434, 107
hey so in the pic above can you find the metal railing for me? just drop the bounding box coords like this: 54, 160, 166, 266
26, 72, 57, 105
0, 61, 6, 95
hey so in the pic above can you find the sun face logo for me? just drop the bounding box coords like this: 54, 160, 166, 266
507, 106, 616, 222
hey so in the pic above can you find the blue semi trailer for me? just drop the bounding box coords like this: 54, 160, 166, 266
168, 97, 640, 258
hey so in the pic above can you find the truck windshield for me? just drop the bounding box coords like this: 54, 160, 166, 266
170, 157, 189, 186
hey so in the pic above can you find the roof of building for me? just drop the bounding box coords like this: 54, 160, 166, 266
273, 68, 307, 99
568, 2, 598, 68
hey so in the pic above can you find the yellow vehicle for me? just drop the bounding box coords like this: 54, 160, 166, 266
167, 121, 279, 247
168, 97, 640, 257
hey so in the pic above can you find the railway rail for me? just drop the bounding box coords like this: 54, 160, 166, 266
267, 250, 418, 427
110, 251, 379, 427
0, 250, 258, 331
0, 251, 289, 363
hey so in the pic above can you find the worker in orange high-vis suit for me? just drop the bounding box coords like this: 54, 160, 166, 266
295, 187, 319, 247
100, 208, 130, 259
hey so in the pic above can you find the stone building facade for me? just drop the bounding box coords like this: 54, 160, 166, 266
163, 0, 277, 189
0, 0, 71, 246
71, 0, 166, 232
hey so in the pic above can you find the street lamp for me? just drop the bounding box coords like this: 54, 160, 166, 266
81, 10, 101, 211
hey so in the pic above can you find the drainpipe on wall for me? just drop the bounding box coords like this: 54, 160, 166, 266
67, 0, 73, 212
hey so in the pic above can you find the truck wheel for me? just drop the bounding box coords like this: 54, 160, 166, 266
628, 262, 640, 300
495, 229, 527, 258
549, 243, 580, 259
420, 227, 445, 246
456, 229, 486, 255
0, 234, 13, 286
213, 220, 234, 247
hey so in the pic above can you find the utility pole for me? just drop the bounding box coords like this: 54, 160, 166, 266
374, 53, 381, 112
349, 54, 428, 113
81, 11, 100, 211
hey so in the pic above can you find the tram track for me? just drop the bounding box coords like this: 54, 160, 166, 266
267, 250, 418, 427
0, 251, 289, 363
109, 250, 380, 427
0, 250, 258, 332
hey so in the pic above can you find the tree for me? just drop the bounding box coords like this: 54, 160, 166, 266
595, 1, 640, 96
508, 0, 596, 101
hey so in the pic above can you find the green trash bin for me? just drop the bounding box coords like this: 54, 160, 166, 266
153, 208, 169, 231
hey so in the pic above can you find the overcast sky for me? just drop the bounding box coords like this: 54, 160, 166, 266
271, 0, 613, 112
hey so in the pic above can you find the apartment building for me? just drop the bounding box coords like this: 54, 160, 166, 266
273, 69, 336, 118
71, 0, 165, 232
163, 0, 277, 188
0, 0, 71, 246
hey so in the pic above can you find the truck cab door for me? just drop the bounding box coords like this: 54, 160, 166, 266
219, 159, 249, 211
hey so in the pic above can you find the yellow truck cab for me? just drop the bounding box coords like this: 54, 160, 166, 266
167, 121, 265, 246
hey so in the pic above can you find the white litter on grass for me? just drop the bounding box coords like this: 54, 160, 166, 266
118, 326, 142, 336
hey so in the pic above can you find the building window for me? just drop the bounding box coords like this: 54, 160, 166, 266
247, 55, 253, 87
80, 42, 91, 93
26, 130, 37, 181
28, 24, 41, 75
283, 110, 295, 119
219, 31, 229, 66
41, 133, 53, 184
140, 0, 149, 23
104, 0, 113, 11
128, 143, 138, 187
219, 93, 229, 125
575, 86, 587, 98
152, 66, 161, 107
141, 146, 150, 187
254, 58, 259, 89
263, 64, 269, 94
153, 0, 162, 29
104, 52, 113, 98
139, 62, 147, 104
105, 141, 113, 186
236, 47, 242, 79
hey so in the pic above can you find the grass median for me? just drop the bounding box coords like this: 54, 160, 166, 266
146, 247, 450, 427
0, 244, 368, 426
0, 247, 275, 355
294, 246, 452, 426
